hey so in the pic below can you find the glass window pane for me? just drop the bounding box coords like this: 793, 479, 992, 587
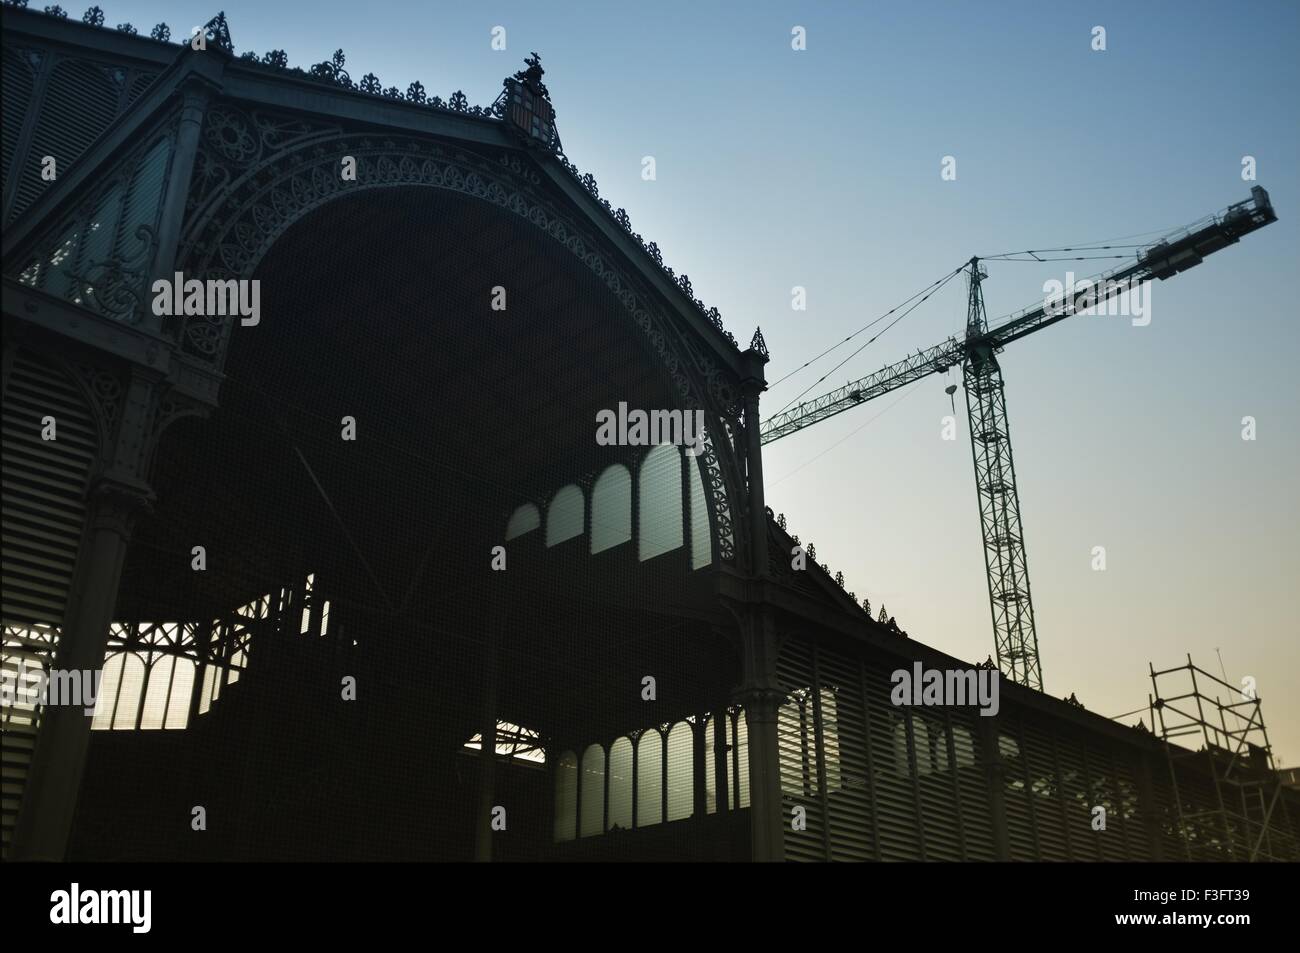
166, 658, 195, 729
198, 664, 215, 715
607, 737, 633, 831
636, 731, 663, 827
688, 455, 711, 569
704, 715, 717, 814
638, 444, 683, 561
666, 721, 694, 821
554, 751, 578, 842
112, 653, 146, 729
579, 744, 605, 838
735, 712, 750, 809
139, 653, 173, 729
546, 484, 584, 547
92, 653, 124, 730
590, 464, 631, 553
505, 503, 540, 540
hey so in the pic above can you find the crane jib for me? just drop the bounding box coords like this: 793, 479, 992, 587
762, 186, 1277, 444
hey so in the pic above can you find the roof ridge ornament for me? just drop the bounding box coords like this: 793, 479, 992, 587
749, 326, 768, 357
514, 52, 549, 98
495, 53, 561, 153
200, 11, 233, 53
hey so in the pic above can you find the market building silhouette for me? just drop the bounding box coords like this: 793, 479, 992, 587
2, 5, 1296, 862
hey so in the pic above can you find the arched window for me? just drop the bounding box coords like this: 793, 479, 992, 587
546, 484, 584, 547
636, 731, 663, 827
638, 444, 683, 561
590, 464, 631, 554
579, 744, 605, 837
666, 721, 694, 821
688, 455, 712, 569
607, 737, 634, 831
554, 751, 578, 842
505, 503, 540, 540
94, 648, 198, 731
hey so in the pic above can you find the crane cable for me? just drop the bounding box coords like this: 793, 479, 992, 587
767, 263, 966, 392
769, 264, 965, 419
984, 253, 1133, 262
978, 220, 1186, 260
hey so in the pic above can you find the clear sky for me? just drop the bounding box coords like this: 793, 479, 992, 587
108, 0, 1298, 762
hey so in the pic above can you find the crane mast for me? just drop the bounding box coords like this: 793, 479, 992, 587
760, 187, 1277, 690
963, 258, 1041, 688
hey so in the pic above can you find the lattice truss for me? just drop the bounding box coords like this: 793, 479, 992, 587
0, 578, 333, 733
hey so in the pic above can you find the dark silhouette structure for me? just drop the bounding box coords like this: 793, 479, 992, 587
2, 5, 1297, 862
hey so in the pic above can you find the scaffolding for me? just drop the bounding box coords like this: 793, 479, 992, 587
1149, 655, 1290, 861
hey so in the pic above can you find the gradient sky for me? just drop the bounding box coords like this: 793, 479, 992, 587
107, 0, 1299, 762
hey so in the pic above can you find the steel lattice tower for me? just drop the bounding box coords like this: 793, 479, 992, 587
962, 258, 1042, 690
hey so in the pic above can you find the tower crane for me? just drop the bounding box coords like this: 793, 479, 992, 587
760, 187, 1277, 691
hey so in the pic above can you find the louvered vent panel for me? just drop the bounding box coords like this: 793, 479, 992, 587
998, 729, 1038, 860
914, 711, 964, 860
10, 58, 119, 221
1021, 719, 1070, 859
1147, 764, 1190, 860
1, 348, 97, 858
1113, 752, 1145, 859
2, 48, 36, 192
863, 662, 923, 860
126, 72, 156, 105
2, 350, 96, 623
949, 710, 996, 860
776, 638, 824, 861
1178, 768, 1232, 860
1113, 756, 1155, 860
1056, 733, 1099, 860
817, 648, 874, 861
1, 623, 57, 858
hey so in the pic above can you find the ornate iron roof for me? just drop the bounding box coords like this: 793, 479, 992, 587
1, 1, 740, 347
